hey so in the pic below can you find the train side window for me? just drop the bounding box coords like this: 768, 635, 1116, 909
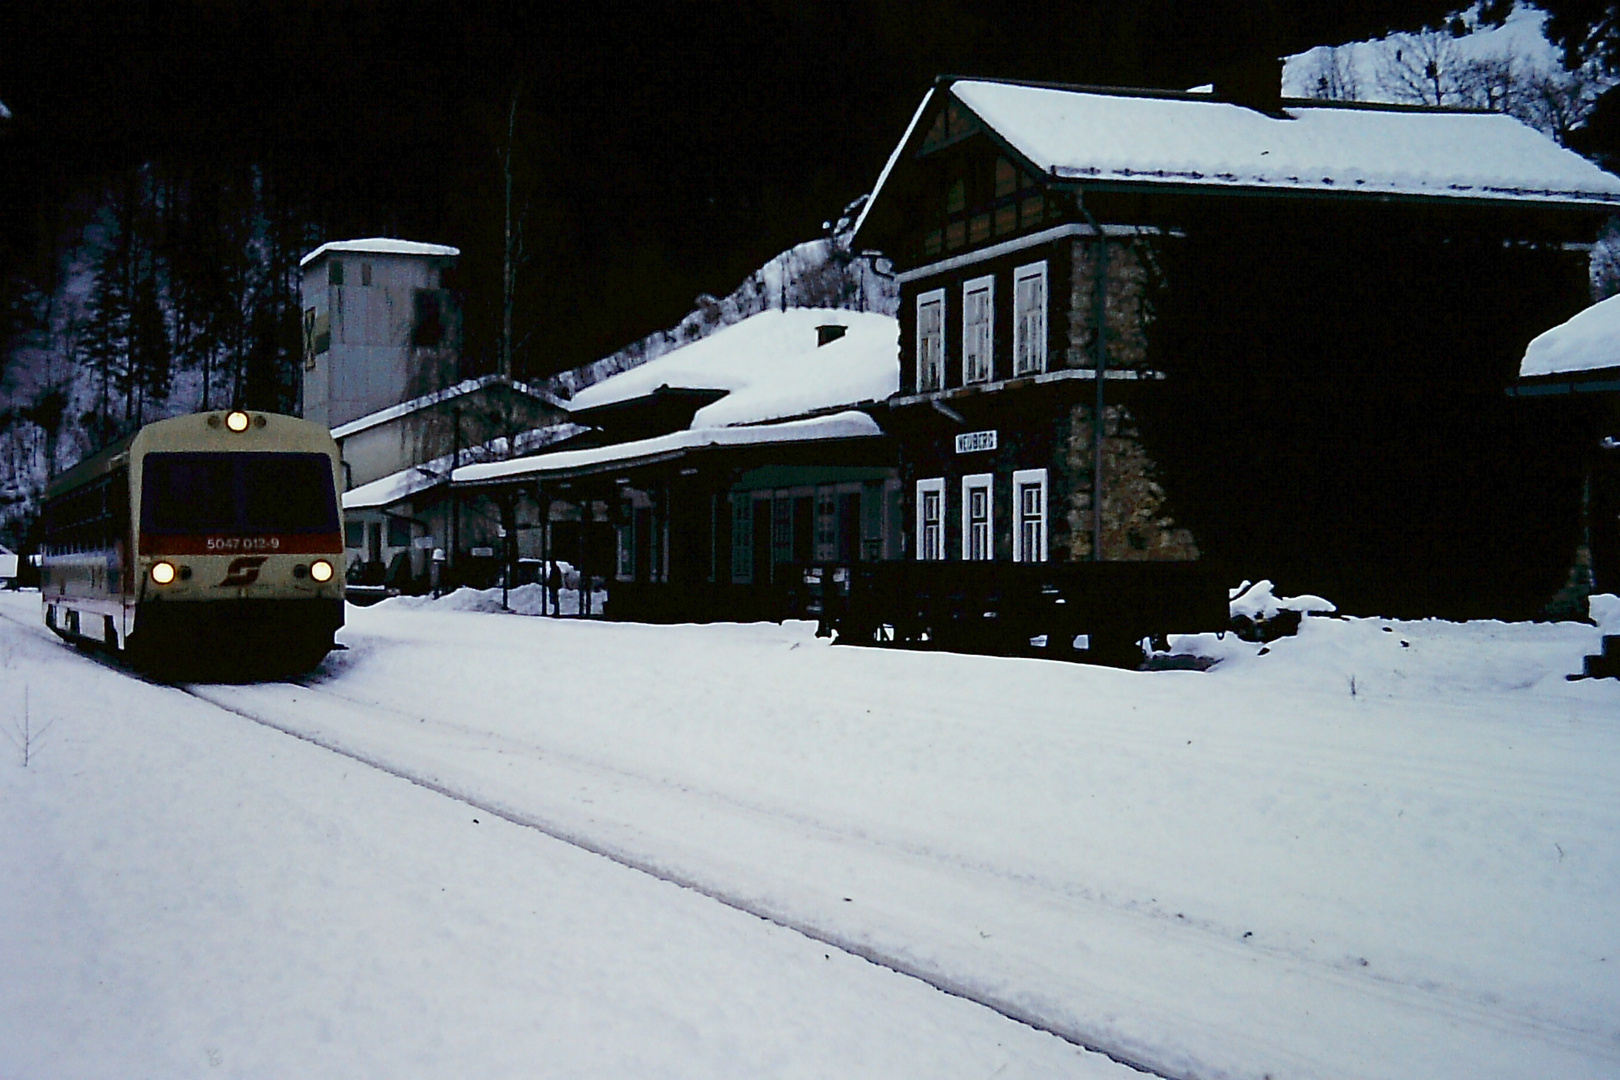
1012, 468, 1048, 563
915, 478, 945, 561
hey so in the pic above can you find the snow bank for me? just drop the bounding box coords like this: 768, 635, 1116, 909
1228, 578, 1337, 620
1591, 592, 1620, 633
0, 595, 1111, 1079
6, 586, 1619, 1080
381, 583, 607, 618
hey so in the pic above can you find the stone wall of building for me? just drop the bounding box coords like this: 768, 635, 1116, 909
1066, 236, 1160, 373
1058, 402, 1201, 562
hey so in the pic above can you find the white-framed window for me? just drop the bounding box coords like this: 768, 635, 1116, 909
730, 493, 753, 583
1013, 260, 1048, 376
962, 275, 994, 384
1012, 468, 1048, 563
961, 473, 994, 560
616, 523, 635, 580
915, 478, 945, 561
916, 289, 946, 392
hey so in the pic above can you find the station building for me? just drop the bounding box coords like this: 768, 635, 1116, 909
847, 77, 1620, 619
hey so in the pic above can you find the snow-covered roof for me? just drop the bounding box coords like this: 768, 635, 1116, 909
345, 421, 589, 509
344, 459, 451, 511
1520, 294, 1620, 378
856, 81, 1620, 241
454, 411, 883, 487
567, 308, 899, 428
330, 375, 562, 440
299, 237, 461, 268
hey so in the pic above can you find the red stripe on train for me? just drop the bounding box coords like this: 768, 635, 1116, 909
139, 533, 343, 556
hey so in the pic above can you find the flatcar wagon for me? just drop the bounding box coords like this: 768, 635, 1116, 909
40, 410, 345, 673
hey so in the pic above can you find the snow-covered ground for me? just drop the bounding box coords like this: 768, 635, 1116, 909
2, 589, 1618, 1079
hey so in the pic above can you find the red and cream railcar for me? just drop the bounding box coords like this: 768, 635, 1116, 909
40, 410, 345, 672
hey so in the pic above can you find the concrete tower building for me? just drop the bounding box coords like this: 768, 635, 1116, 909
299, 238, 461, 429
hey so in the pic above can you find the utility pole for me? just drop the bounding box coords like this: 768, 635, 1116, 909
502, 87, 520, 385
450, 405, 461, 583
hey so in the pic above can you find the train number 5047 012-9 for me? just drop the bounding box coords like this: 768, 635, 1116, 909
205, 537, 281, 553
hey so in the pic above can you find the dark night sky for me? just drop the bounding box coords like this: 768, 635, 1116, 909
0, 1, 1471, 376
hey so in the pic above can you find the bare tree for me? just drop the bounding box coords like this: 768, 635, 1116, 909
1376, 26, 1606, 145
1299, 46, 1362, 101
1378, 29, 1478, 106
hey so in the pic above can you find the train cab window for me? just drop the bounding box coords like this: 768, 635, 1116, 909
143, 455, 236, 532
143, 453, 338, 535
242, 456, 339, 532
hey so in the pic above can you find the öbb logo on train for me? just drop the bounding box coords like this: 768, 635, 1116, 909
218, 555, 270, 587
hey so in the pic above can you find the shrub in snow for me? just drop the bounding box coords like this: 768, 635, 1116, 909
1229, 579, 1337, 643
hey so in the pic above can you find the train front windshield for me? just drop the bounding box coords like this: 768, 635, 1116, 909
141, 453, 338, 536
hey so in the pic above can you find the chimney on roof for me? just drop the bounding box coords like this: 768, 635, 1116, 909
1211, 54, 1286, 116
817, 324, 848, 347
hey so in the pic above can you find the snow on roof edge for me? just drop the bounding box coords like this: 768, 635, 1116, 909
344, 460, 451, 511
1044, 164, 1620, 207
857, 78, 1620, 236
300, 238, 461, 268
330, 375, 562, 440
1520, 293, 1620, 378
849, 86, 940, 247
454, 410, 882, 487
344, 421, 591, 509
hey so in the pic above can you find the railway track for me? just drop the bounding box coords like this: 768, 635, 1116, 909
179, 677, 1183, 1079
0, 606, 1178, 1078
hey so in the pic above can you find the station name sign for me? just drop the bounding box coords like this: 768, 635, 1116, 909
954, 430, 998, 454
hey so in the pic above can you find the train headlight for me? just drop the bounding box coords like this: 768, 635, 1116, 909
225, 410, 251, 432
310, 559, 334, 583
150, 561, 177, 584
